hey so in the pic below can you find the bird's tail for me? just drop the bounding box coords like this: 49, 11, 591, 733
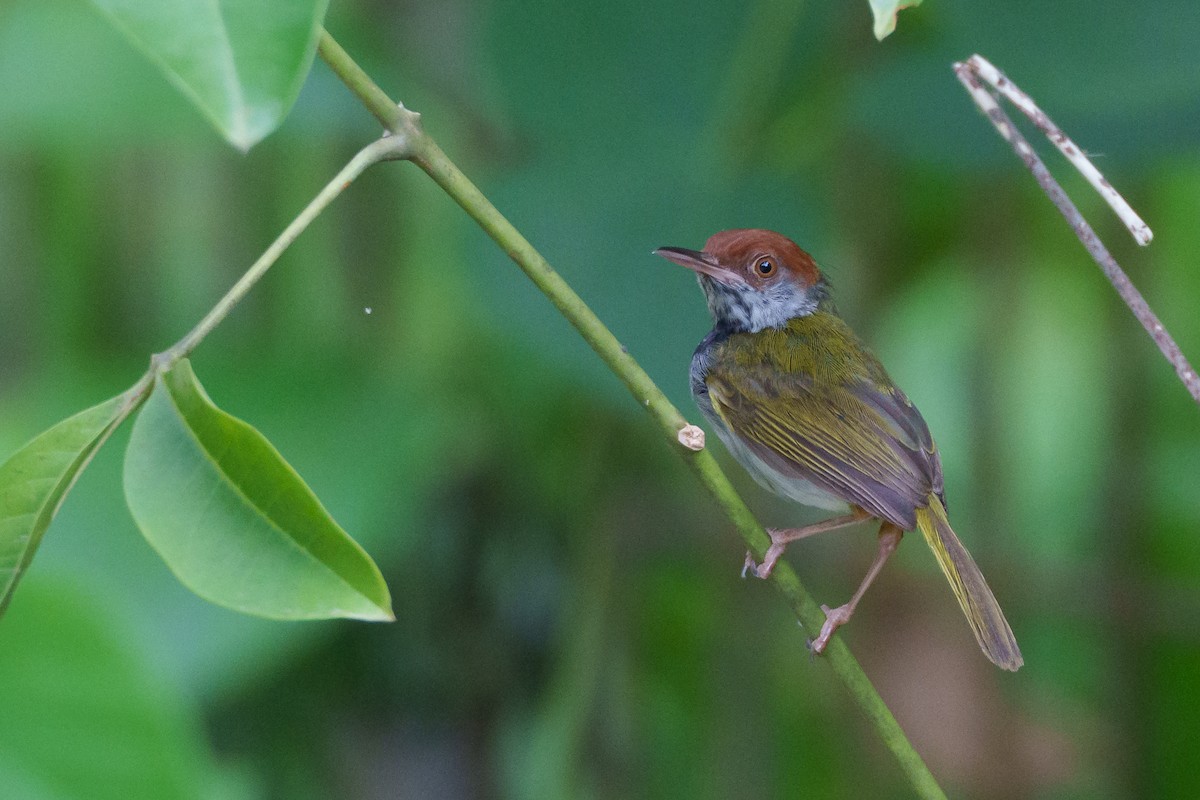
915, 496, 1023, 671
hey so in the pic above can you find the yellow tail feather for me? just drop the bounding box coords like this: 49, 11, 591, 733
915, 497, 1023, 671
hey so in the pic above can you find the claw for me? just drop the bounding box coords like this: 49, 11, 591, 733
741, 535, 787, 580
741, 544, 781, 579
802, 635, 819, 662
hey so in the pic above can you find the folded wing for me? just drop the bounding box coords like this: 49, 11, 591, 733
705, 351, 941, 530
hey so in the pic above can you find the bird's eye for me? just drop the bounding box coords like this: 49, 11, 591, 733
755, 259, 776, 277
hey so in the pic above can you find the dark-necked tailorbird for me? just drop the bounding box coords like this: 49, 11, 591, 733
656, 229, 1022, 671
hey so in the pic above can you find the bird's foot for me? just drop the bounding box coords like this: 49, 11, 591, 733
740, 516, 870, 581
811, 603, 854, 654
741, 532, 788, 579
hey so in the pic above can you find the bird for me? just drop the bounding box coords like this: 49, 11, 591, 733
655, 228, 1022, 671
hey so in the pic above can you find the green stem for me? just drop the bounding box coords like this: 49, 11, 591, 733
318, 29, 946, 800
414, 134, 695, 438
164, 135, 404, 366
314, 32, 409, 131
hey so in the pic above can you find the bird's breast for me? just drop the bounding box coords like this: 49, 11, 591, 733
688, 325, 849, 513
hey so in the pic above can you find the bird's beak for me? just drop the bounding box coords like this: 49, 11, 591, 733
654, 246, 747, 286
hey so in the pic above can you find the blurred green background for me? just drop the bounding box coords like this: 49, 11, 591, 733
2, 0, 1199, 797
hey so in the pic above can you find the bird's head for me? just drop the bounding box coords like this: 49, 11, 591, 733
655, 229, 828, 333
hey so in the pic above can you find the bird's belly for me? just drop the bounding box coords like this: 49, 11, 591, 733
707, 414, 849, 513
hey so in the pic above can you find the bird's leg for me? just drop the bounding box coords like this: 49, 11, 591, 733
742, 508, 872, 579
811, 522, 904, 654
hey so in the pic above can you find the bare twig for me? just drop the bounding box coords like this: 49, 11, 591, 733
954, 54, 1200, 405
963, 55, 1152, 246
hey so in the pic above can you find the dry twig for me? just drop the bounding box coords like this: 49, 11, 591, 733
954, 54, 1199, 404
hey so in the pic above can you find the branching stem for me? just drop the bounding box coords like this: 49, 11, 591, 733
162, 135, 404, 367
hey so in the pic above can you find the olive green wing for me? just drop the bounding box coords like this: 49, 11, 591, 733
706, 362, 941, 530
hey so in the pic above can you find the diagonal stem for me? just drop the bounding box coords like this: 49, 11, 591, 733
961, 55, 1151, 246
318, 28, 946, 800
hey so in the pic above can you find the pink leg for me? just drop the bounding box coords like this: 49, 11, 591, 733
811, 523, 904, 654
742, 510, 871, 579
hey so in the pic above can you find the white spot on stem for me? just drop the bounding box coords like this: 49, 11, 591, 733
678, 424, 705, 451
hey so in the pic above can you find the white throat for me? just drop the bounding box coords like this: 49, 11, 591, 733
700, 275, 822, 332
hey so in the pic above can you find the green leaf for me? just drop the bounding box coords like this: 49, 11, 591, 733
869, 0, 923, 40
124, 359, 393, 621
0, 394, 128, 618
0, 577, 220, 800
86, 0, 330, 150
